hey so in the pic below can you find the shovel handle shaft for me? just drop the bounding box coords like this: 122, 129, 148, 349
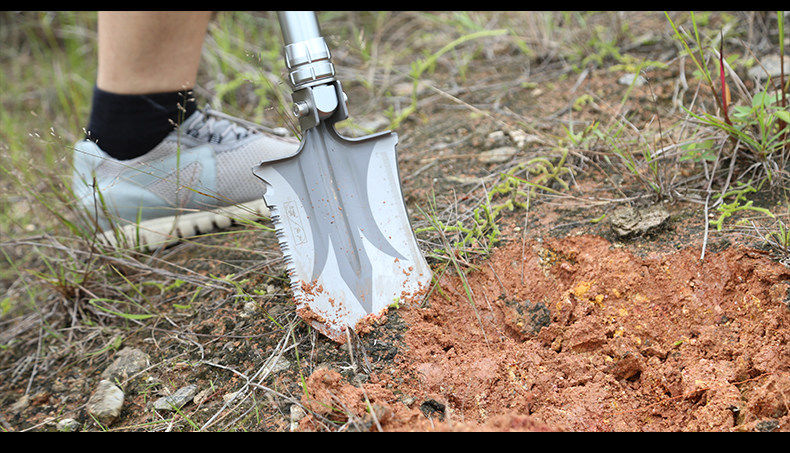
277, 11, 336, 90
277, 11, 321, 45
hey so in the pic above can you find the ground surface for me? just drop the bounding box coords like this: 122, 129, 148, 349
1, 11, 789, 431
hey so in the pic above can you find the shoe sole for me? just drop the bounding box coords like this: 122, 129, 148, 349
98, 199, 269, 251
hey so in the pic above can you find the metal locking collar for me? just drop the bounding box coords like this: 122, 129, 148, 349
284, 37, 336, 90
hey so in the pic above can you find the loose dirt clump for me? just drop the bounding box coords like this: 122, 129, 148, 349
296, 234, 790, 431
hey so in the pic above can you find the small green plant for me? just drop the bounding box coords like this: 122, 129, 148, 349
416, 151, 571, 259
709, 182, 775, 231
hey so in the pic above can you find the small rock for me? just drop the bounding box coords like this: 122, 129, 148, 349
86, 380, 125, 426
56, 418, 80, 432
193, 388, 213, 406
10, 394, 30, 413
240, 301, 258, 318
508, 130, 542, 149
400, 395, 417, 407
478, 146, 517, 164
485, 130, 508, 147
444, 175, 481, 186
153, 384, 197, 411
289, 404, 307, 432
502, 299, 552, 338
222, 390, 242, 404
419, 399, 446, 421
747, 55, 790, 80
609, 204, 669, 238
263, 356, 291, 376
618, 73, 646, 86
755, 419, 780, 432
100, 348, 150, 388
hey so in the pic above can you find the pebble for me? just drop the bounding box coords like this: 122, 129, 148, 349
10, 394, 30, 413
262, 356, 291, 376
444, 175, 481, 186
289, 404, 307, 432
222, 390, 242, 404
56, 418, 80, 432
508, 130, 542, 149
193, 388, 213, 406
747, 55, 790, 80
153, 384, 198, 411
477, 146, 517, 164
100, 348, 150, 388
609, 204, 670, 238
618, 73, 647, 87
86, 380, 125, 426
485, 130, 508, 147
240, 301, 258, 318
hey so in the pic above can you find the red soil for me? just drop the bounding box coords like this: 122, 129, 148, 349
299, 235, 790, 431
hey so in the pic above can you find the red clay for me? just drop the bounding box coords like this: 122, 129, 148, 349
299, 235, 790, 431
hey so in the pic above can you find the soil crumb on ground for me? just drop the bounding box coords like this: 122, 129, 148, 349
297, 235, 790, 431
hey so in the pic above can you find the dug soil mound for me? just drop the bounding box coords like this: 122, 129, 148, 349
299, 235, 790, 431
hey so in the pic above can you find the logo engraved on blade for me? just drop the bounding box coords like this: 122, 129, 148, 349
284, 200, 307, 245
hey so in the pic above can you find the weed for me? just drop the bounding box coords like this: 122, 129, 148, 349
709, 181, 775, 231
417, 150, 571, 259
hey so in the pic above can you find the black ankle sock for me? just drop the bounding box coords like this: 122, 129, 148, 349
85, 86, 198, 160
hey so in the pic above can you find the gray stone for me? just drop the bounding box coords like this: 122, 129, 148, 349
56, 418, 80, 432
747, 55, 790, 80
153, 384, 197, 411
444, 175, 481, 186
240, 301, 258, 318
101, 348, 150, 387
289, 404, 307, 432
618, 73, 646, 87
485, 130, 508, 147
87, 380, 125, 426
609, 205, 669, 238
263, 356, 291, 376
193, 388, 213, 406
508, 130, 543, 149
222, 390, 242, 404
478, 146, 517, 164
755, 419, 780, 432
10, 394, 29, 413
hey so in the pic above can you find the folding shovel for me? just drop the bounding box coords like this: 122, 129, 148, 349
253, 11, 432, 342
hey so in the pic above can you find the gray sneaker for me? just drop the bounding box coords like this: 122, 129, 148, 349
72, 108, 299, 249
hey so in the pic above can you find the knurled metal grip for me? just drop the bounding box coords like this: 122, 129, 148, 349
284, 37, 336, 89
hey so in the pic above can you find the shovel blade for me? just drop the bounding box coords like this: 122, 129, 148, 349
253, 123, 431, 341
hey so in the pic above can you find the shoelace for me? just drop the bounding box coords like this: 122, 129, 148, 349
184, 108, 289, 143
